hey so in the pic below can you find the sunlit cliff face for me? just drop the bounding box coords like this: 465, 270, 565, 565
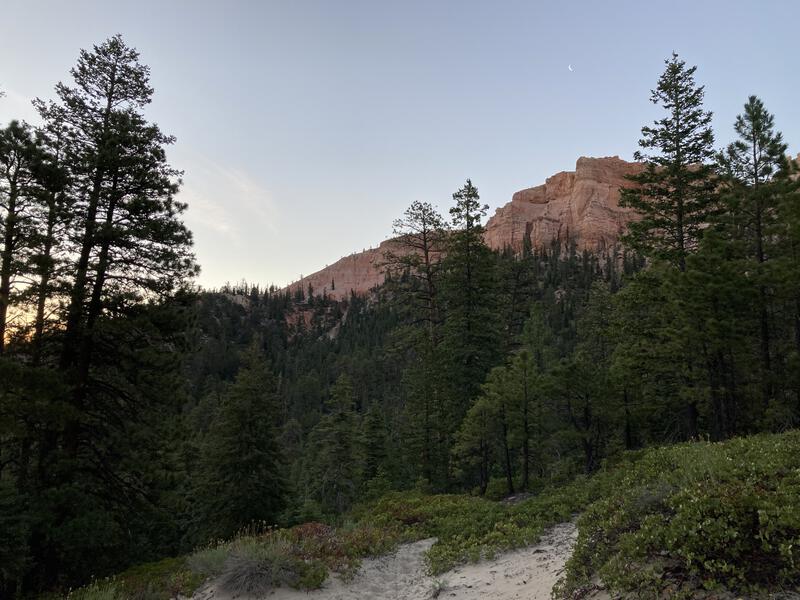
285, 156, 644, 300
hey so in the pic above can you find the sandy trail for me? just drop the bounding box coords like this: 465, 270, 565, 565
191, 522, 586, 600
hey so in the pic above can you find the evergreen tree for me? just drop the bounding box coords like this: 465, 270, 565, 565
505, 349, 546, 490
384, 200, 447, 341
362, 402, 388, 482
54, 35, 197, 377
451, 395, 496, 495
0, 36, 200, 593
362, 403, 391, 498
195, 346, 287, 540
621, 53, 717, 271
554, 283, 617, 473
717, 96, 789, 405
773, 157, 800, 418
482, 365, 517, 495
303, 374, 362, 514
25, 104, 71, 365
0, 120, 48, 353
401, 343, 450, 488
611, 265, 683, 437
497, 246, 536, 352
440, 180, 501, 417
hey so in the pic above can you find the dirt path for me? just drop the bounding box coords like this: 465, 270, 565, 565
191, 522, 588, 600
438, 522, 578, 599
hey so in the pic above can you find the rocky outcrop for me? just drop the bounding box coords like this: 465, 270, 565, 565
285, 239, 403, 301
287, 156, 643, 300
483, 156, 643, 252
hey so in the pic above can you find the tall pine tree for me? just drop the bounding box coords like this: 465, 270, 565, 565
621, 53, 717, 272
717, 96, 789, 405
440, 180, 501, 418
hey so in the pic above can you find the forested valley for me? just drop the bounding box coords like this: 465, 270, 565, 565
1, 38, 800, 599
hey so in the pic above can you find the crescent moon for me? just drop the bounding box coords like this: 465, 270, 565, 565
568, 64, 574, 72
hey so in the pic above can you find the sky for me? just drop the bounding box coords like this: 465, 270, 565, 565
1, 1, 797, 289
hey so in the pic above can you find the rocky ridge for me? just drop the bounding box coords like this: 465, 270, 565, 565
483, 156, 643, 253
286, 156, 644, 300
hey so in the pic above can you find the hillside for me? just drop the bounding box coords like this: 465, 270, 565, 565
68, 431, 800, 599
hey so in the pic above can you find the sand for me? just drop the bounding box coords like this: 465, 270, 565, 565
189, 521, 596, 600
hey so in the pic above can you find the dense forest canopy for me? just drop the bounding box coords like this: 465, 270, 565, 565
1, 39, 799, 598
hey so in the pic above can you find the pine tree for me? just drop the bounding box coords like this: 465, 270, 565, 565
362, 402, 388, 482
304, 374, 362, 514
481, 365, 516, 495
440, 180, 501, 417
195, 346, 287, 540
497, 246, 536, 353
52, 35, 197, 380
401, 343, 450, 488
26, 104, 71, 365
0, 36, 199, 592
40, 34, 197, 495
362, 403, 391, 498
773, 157, 800, 409
621, 53, 717, 272
505, 350, 546, 490
717, 96, 789, 405
554, 283, 617, 473
384, 200, 448, 342
451, 395, 496, 495
384, 200, 451, 489
0, 121, 48, 354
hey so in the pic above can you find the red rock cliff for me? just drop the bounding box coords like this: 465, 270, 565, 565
285, 239, 403, 301
287, 156, 643, 300
484, 156, 643, 252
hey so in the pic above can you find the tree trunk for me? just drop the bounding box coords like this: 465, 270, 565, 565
31, 193, 60, 365
500, 405, 514, 496
623, 387, 634, 450
60, 80, 116, 371
0, 175, 18, 355
521, 386, 530, 490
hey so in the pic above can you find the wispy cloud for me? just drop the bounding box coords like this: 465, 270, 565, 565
178, 152, 278, 243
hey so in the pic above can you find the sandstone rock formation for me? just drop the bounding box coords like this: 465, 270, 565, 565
483, 156, 643, 252
287, 156, 643, 300
285, 239, 403, 301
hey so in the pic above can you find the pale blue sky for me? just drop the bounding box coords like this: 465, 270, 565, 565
1, 1, 797, 288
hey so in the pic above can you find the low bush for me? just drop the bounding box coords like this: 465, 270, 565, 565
185, 544, 228, 580
361, 483, 596, 574
218, 537, 324, 595
65, 556, 205, 600
66, 579, 121, 600
555, 431, 800, 598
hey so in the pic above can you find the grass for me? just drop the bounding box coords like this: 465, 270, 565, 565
216, 537, 326, 595
64, 556, 205, 600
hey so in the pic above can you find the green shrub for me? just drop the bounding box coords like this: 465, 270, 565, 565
362, 486, 589, 574
66, 579, 120, 600
556, 431, 800, 598
186, 544, 228, 579
219, 537, 322, 595
98, 556, 204, 600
